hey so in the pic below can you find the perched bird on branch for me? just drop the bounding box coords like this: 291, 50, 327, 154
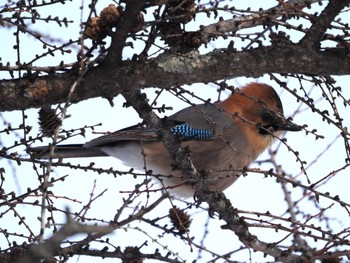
30, 83, 301, 197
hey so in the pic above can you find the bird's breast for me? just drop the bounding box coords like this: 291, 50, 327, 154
100, 128, 263, 196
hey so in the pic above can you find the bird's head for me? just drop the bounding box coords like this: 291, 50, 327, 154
219, 83, 301, 148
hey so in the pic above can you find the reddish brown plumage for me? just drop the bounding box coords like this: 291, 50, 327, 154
219, 83, 283, 119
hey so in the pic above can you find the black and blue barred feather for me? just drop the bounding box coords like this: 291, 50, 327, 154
170, 123, 214, 140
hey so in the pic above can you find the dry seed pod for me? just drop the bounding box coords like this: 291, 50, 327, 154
84, 17, 105, 41
169, 206, 192, 234
100, 4, 120, 27
183, 31, 203, 48
38, 105, 61, 137
122, 246, 143, 263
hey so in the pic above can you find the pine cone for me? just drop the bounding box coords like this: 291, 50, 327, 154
38, 105, 61, 137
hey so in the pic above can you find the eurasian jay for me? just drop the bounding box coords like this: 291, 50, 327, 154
31, 83, 301, 197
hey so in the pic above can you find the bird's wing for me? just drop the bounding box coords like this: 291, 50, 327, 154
85, 103, 232, 147
168, 103, 233, 133
84, 124, 159, 147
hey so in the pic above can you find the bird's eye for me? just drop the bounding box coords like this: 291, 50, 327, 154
258, 111, 279, 135
260, 110, 275, 123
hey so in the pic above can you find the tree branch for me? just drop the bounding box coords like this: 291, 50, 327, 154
104, 0, 146, 66
299, 0, 350, 49
200, 0, 320, 41
1, 46, 349, 112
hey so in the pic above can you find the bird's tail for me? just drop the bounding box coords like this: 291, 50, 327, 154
29, 144, 108, 159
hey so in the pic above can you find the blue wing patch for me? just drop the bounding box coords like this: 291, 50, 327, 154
170, 123, 214, 140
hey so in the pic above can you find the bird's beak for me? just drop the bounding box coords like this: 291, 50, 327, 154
278, 117, 302, 132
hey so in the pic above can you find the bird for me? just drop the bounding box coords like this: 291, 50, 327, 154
30, 83, 301, 197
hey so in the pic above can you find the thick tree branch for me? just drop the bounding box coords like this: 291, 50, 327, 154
299, 0, 350, 49
0, 46, 349, 112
